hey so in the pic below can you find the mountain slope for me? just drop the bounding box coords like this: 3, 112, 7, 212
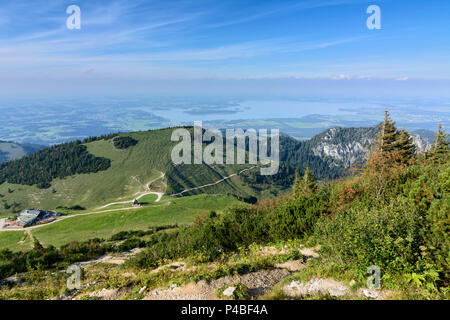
0, 141, 45, 163
280, 126, 434, 180
0, 125, 435, 213
0, 128, 262, 213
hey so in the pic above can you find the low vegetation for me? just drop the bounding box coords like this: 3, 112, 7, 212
0, 225, 178, 281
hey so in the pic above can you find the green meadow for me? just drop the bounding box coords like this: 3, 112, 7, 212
0, 231, 33, 252
0, 194, 244, 250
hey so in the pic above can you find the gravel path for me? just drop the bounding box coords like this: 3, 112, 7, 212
144, 268, 293, 300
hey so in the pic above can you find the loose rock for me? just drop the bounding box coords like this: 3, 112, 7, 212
283, 278, 349, 298
222, 287, 236, 297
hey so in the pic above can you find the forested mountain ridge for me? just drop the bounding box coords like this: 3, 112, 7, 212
280, 125, 434, 180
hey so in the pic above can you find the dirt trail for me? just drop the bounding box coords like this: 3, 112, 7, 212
171, 166, 259, 197
95, 172, 165, 209
58, 245, 387, 301
95, 191, 164, 210
145, 268, 293, 300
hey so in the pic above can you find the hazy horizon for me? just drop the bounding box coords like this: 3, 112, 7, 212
1, 0, 449, 143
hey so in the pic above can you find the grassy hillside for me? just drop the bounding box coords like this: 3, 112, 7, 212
0, 128, 263, 213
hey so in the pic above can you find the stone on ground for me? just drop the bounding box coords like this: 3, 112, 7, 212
283, 278, 349, 298
222, 287, 236, 297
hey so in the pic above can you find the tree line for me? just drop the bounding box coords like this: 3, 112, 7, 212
0, 140, 111, 189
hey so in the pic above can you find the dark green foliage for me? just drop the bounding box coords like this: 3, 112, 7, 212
303, 167, 317, 190
56, 205, 86, 211
117, 238, 147, 252
430, 123, 449, 164
1, 201, 19, 212
113, 136, 138, 149
270, 191, 326, 240
59, 239, 113, 264
0, 225, 182, 281
396, 129, 416, 161
82, 133, 119, 144
128, 205, 273, 267
376, 110, 399, 153
373, 110, 416, 163
209, 210, 218, 218
0, 141, 111, 188
232, 194, 258, 204
316, 201, 423, 273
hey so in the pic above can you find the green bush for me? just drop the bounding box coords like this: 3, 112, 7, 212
118, 237, 147, 252
269, 190, 327, 240
316, 200, 423, 274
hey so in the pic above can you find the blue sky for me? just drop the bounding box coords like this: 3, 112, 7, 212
0, 0, 450, 96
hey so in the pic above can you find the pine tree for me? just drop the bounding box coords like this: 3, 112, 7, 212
33, 238, 44, 251
292, 167, 317, 197
302, 167, 317, 193
395, 129, 416, 161
292, 172, 302, 198
430, 123, 449, 163
375, 110, 399, 153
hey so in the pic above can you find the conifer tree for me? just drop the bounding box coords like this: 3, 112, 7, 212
33, 238, 44, 251
430, 123, 449, 163
302, 166, 317, 193
292, 171, 302, 198
375, 110, 399, 153
395, 129, 416, 161
292, 167, 317, 197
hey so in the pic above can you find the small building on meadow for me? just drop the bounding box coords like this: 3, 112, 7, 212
15, 209, 60, 228
16, 210, 43, 227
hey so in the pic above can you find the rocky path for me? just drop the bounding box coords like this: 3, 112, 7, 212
144, 268, 294, 300
50, 244, 389, 300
